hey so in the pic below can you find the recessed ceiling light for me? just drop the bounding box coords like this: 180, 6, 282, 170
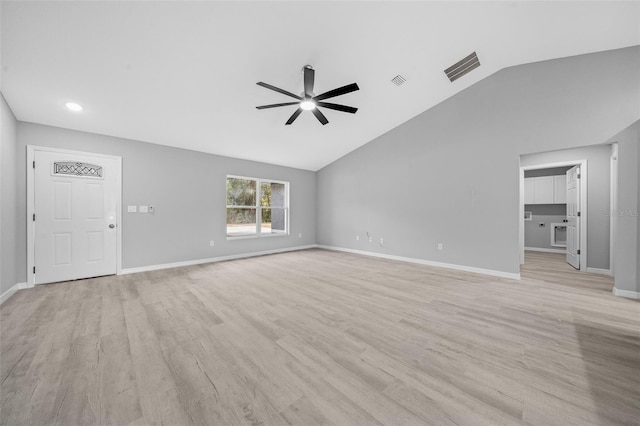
65, 102, 83, 112
300, 100, 316, 111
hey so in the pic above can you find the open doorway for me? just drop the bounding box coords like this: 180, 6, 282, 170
520, 160, 588, 271
518, 144, 614, 276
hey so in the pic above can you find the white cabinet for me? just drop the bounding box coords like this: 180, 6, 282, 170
524, 178, 535, 204
534, 176, 554, 204
524, 175, 567, 205
553, 175, 567, 204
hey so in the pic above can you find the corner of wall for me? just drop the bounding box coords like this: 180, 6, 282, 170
636, 122, 640, 293
0, 92, 20, 296
610, 120, 640, 295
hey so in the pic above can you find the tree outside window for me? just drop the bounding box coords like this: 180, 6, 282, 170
226, 176, 288, 237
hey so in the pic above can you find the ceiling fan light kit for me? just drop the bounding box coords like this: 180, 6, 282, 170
256, 65, 359, 125
300, 100, 316, 111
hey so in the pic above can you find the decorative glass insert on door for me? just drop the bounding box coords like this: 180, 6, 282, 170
53, 162, 103, 178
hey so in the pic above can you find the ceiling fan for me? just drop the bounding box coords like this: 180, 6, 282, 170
256, 65, 359, 125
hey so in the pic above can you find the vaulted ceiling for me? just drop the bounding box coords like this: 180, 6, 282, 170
2, 1, 638, 170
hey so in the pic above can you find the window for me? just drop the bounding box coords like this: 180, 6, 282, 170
53, 162, 103, 178
226, 176, 289, 238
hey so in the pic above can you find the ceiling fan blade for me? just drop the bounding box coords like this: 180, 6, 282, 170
256, 102, 300, 110
316, 102, 358, 114
285, 108, 303, 125
257, 82, 302, 100
304, 66, 315, 97
313, 83, 359, 101
312, 108, 329, 125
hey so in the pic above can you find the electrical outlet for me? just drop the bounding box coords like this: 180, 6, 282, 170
380, 238, 384, 246
298, 233, 302, 239
209, 240, 215, 247
437, 243, 443, 251
356, 235, 360, 241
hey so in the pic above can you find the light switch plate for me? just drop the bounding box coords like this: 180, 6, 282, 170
127, 205, 137, 213
139, 205, 149, 213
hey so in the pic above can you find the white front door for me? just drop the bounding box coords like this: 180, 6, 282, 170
34, 150, 119, 284
566, 165, 581, 269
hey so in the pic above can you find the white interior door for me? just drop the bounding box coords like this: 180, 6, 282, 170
34, 151, 118, 284
566, 165, 581, 269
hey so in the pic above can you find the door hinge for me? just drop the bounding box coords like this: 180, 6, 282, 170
577, 211, 581, 217
577, 174, 581, 179
33, 213, 35, 221
577, 250, 581, 255
33, 266, 36, 273
33, 161, 35, 169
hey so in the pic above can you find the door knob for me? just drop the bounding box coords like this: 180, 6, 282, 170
109, 224, 115, 229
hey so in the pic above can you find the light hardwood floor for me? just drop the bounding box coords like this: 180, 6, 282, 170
1, 249, 639, 425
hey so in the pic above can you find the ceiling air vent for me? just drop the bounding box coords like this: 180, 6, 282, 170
444, 51, 480, 82
391, 75, 406, 86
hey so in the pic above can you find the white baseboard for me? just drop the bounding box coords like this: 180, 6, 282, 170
120, 245, 317, 275
0, 282, 30, 305
525, 247, 566, 254
612, 287, 640, 299
317, 245, 521, 280
586, 267, 612, 276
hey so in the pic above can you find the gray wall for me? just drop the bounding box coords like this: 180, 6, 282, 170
1, 94, 18, 294
521, 144, 612, 270
524, 205, 567, 251
317, 46, 640, 276
607, 121, 639, 293
15, 122, 316, 281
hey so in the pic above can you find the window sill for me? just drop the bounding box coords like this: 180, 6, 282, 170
226, 233, 289, 241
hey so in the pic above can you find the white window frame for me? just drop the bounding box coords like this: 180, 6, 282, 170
226, 175, 290, 240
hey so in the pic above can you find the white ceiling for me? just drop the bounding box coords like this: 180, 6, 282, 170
2, 1, 639, 171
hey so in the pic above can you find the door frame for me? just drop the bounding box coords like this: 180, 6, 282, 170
518, 159, 588, 272
26, 145, 123, 286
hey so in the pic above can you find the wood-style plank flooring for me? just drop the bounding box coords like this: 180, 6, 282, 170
1, 249, 639, 425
